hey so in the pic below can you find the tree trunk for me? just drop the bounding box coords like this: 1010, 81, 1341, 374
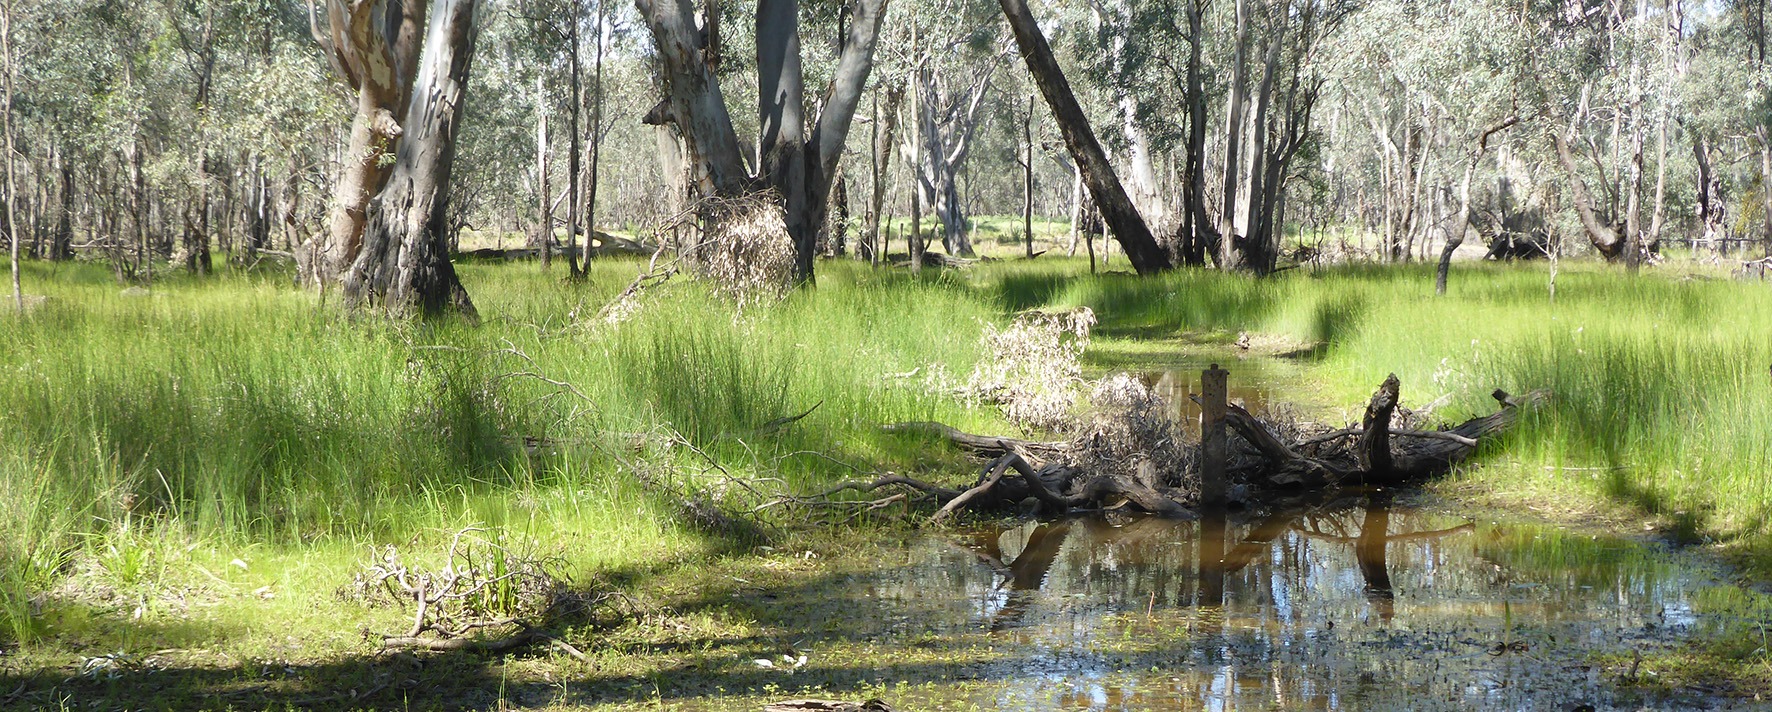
53, 150, 73, 260
637, 0, 749, 198
1023, 95, 1034, 258
3, 0, 16, 310
1693, 132, 1720, 250
758, 0, 809, 273
1236, 30, 1282, 272
640, 0, 887, 283
534, 75, 552, 268
1182, 0, 1212, 266
341, 0, 479, 319
566, 0, 583, 278
866, 86, 902, 265
1550, 131, 1625, 260
1437, 116, 1516, 295
1761, 130, 1772, 253
306, 0, 428, 288
909, 60, 924, 275
996, 0, 1170, 274
584, 0, 607, 267
1217, 0, 1251, 270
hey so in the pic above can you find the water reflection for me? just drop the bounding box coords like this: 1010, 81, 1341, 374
873, 495, 1726, 710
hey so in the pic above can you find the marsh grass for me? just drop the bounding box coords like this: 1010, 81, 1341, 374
985, 259, 1772, 568
7, 252, 1772, 661
0, 259, 1001, 644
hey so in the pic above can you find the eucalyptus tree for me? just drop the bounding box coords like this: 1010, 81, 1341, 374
302, 0, 428, 288
636, 0, 891, 283
336, 0, 485, 318
887, 0, 1008, 258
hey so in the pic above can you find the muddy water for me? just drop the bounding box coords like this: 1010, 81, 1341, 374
842, 498, 1737, 711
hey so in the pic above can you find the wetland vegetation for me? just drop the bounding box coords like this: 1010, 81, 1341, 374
9, 0, 1772, 708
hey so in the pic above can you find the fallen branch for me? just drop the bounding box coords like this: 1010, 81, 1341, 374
857, 377, 1543, 520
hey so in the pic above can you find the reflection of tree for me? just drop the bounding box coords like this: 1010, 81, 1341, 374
1287, 491, 1476, 622
1358, 491, 1396, 621
964, 521, 1072, 631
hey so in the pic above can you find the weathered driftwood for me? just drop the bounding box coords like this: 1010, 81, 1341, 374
869, 376, 1543, 520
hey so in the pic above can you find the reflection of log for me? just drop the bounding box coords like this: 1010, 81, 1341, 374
1357, 491, 1396, 622
868, 378, 1543, 520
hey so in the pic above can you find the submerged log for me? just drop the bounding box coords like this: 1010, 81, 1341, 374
868, 376, 1543, 521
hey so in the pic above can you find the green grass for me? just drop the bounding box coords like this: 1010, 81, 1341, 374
6, 252, 1772, 705
0, 258, 1005, 647
978, 258, 1772, 568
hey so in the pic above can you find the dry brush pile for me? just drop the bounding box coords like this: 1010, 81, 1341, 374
853, 310, 1544, 520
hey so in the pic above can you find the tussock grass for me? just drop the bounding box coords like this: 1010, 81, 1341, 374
7, 253, 1772, 654
0, 259, 1001, 644
985, 258, 1772, 569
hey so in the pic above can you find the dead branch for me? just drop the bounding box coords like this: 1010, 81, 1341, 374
856, 376, 1543, 520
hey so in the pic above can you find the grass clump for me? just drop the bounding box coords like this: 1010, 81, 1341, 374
0, 259, 1003, 647
980, 258, 1772, 571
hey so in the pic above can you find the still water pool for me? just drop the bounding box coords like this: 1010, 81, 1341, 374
701, 496, 1758, 711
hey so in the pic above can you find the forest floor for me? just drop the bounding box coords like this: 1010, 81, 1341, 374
2, 253, 1771, 709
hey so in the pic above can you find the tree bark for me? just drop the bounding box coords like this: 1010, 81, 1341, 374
1356, 374, 1399, 477
639, 0, 888, 282
865, 86, 902, 265
1217, 0, 1251, 270
996, 0, 1170, 274
584, 0, 607, 268
636, 0, 748, 198
1181, 0, 1212, 266
341, 0, 479, 319
52, 149, 73, 261
534, 75, 552, 268
757, 0, 809, 271
306, 0, 429, 288
3, 0, 16, 310
1551, 131, 1625, 260
1023, 95, 1034, 258
566, 0, 582, 278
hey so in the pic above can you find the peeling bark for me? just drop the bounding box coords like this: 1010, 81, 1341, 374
341, 0, 479, 319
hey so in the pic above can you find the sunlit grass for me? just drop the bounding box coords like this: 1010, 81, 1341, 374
6, 252, 1772, 654
980, 258, 1772, 568
0, 258, 1004, 644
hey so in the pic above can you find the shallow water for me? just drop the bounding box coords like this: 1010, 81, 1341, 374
826, 496, 1742, 711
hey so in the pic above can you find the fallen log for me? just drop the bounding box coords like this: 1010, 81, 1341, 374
879, 421, 1067, 460
859, 375, 1543, 521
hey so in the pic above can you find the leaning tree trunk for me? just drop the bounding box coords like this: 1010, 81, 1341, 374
997, 0, 1171, 274
341, 0, 479, 319
1551, 131, 1626, 260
